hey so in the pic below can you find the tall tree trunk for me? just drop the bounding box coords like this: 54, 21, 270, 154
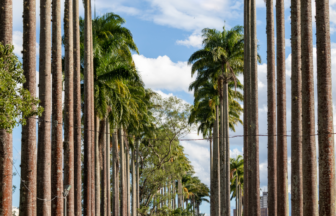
178, 179, 182, 208
243, 0, 250, 215
266, 0, 277, 215
106, 120, 111, 216
276, 0, 288, 215
132, 147, 137, 216
236, 175, 238, 216
100, 119, 107, 216
64, 0, 75, 214
127, 148, 130, 215
291, 0, 304, 215
112, 129, 119, 216
315, 0, 336, 214
20, 0, 37, 215
36, 0, 52, 214
83, 0, 92, 214
120, 127, 127, 216
301, 0, 318, 215
51, 0, 63, 214
136, 139, 140, 214
211, 106, 220, 216
73, 0, 82, 214
239, 184, 242, 216
249, 0, 260, 215
0, 0, 12, 214
210, 134, 213, 191
95, 117, 101, 216
224, 81, 230, 216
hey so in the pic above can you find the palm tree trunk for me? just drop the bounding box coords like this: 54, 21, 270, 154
178, 179, 182, 208
238, 184, 242, 216
0, 1, 12, 214
243, 0, 250, 215
210, 134, 213, 191
236, 176, 238, 216
64, 0, 75, 214
315, 0, 336, 214
266, 0, 277, 215
112, 129, 119, 216
224, 81, 230, 216
51, 0, 63, 214
301, 0, 318, 215
136, 138, 140, 214
211, 105, 220, 216
83, 0, 92, 214
106, 119, 111, 216
36, 0, 52, 214
276, 0, 288, 215
127, 146, 131, 215
100, 119, 107, 216
120, 127, 127, 216
132, 147, 136, 216
95, 117, 101, 216
291, 0, 303, 215
73, 0, 82, 214
249, 0, 260, 215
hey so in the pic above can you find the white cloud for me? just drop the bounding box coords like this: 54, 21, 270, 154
133, 54, 195, 93
12, 31, 39, 58
176, 34, 203, 48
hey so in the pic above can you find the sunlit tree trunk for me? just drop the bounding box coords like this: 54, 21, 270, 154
112, 129, 119, 216
36, 0, 52, 214
0, 1, 12, 214
127, 147, 130, 215
249, 0, 260, 215
120, 127, 127, 215
73, 0, 82, 214
266, 0, 277, 215
50, 0, 63, 214
211, 106, 220, 216
223, 81, 230, 216
315, 0, 336, 215
106, 120, 111, 216
132, 147, 137, 216
83, 0, 92, 214
95, 117, 101, 216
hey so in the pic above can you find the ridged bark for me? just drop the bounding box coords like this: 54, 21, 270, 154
211, 106, 220, 216
315, 0, 336, 214
301, 0, 318, 215
243, 0, 250, 215
266, 0, 277, 215
276, 0, 288, 215
219, 79, 226, 216
95, 117, 101, 216
51, 0, 63, 214
291, 0, 303, 215
249, 0, 260, 215
83, 0, 92, 214
223, 82, 230, 216
106, 120, 111, 216
20, 0, 37, 215
112, 129, 119, 216
64, 0, 74, 214
36, 0, 52, 214
73, 0, 82, 214
0, 0, 13, 215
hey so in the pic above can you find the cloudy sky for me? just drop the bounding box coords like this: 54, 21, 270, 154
10, 0, 336, 215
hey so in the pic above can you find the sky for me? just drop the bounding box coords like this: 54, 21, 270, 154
10, 0, 336, 215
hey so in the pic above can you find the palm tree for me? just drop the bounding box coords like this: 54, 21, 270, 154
249, 0, 260, 215
73, 0, 82, 214
0, 0, 12, 215
83, 0, 93, 214
112, 127, 119, 216
63, 0, 75, 215
315, 0, 336, 215
266, 0, 277, 215
36, 0, 52, 214
20, 0, 37, 215
229, 156, 244, 216
301, 0, 318, 215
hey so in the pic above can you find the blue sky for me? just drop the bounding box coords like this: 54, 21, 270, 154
11, 0, 336, 215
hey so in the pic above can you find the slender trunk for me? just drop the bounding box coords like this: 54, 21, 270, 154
249, 0, 260, 215
210, 134, 213, 191
120, 127, 127, 216
211, 106, 220, 216
0, 1, 12, 214
315, 0, 336, 214
291, 0, 303, 215
73, 0, 82, 214
136, 139, 140, 214
266, 0, 277, 215
224, 82, 230, 216
238, 184, 242, 216
83, 0, 92, 214
172, 179, 175, 210
168, 177, 171, 209
132, 148, 136, 216
301, 0, 318, 215
276, 0, 288, 215
243, 0, 250, 215
106, 120, 111, 216
127, 148, 130, 215
51, 0, 63, 214
236, 176, 238, 216
64, 0, 74, 214
178, 179, 182, 208
112, 129, 119, 216
100, 119, 107, 216
36, 0, 52, 214
96, 117, 101, 216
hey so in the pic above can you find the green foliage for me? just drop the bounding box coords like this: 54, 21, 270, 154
0, 43, 43, 131
230, 155, 244, 200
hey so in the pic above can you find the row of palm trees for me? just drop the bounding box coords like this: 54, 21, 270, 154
187, 0, 335, 215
